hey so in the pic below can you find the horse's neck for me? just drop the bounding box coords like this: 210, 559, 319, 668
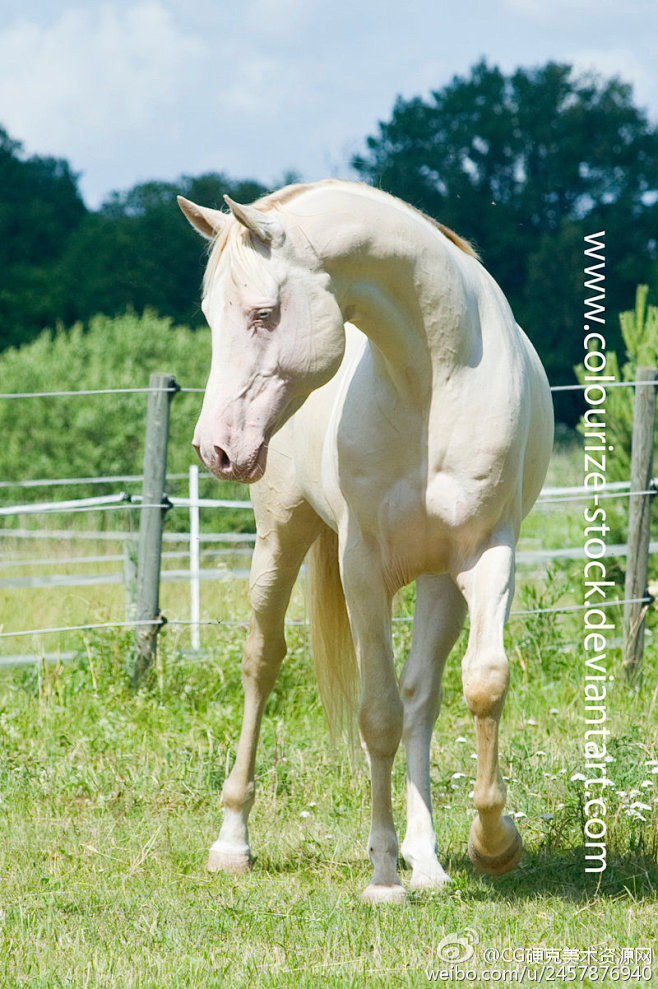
293, 186, 481, 397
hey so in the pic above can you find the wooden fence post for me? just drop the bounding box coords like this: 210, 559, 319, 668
623, 366, 658, 681
123, 538, 138, 622
132, 372, 178, 687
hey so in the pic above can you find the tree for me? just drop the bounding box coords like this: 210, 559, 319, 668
353, 61, 658, 400
58, 174, 268, 329
576, 285, 658, 484
0, 121, 269, 350
0, 127, 87, 350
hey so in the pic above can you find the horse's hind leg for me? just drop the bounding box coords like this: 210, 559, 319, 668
400, 575, 466, 888
207, 499, 321, 874
455, 536, 522, 876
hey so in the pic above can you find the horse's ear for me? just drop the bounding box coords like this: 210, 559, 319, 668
224, 196, 284, 246
177, 196, 226, 240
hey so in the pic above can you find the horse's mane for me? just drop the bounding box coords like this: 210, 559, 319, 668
255, 180, 479, 259
203, 180, 478, 294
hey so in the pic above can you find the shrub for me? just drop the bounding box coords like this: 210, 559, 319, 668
0, 310, 209, 481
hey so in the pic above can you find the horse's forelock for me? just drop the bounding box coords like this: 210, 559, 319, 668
203, 219, 279, 301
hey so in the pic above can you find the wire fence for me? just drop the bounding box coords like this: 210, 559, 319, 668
0, 379, 652, 400
1, 377, 656, 664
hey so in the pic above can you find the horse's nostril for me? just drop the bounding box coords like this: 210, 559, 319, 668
215, 446, 231, 472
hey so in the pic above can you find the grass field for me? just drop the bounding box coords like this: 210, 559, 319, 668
1, 437, 657, 987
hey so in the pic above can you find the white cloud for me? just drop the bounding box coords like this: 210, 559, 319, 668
2, 0, 658, 208
0, 2, 205, 154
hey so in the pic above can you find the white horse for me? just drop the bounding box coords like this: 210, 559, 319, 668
178, 180, 553, 904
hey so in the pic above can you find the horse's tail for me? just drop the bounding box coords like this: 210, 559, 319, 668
308, 524, 359, 741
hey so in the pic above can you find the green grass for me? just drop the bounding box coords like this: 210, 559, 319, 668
1, 434, 657, 986
1, 617, 656, 987
0, 534, 258, 656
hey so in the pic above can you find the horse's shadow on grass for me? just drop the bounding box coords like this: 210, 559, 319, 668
439, 847, 658, 904
255, 844, 657, 904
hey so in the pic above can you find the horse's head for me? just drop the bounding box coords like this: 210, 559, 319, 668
179, 193, 345, 483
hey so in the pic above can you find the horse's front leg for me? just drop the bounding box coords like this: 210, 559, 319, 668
400, 575, 466, 888
207, 504, 321, 874
454, 536, 522, 876
341, 540, 405, 904
207, 603, 282, 873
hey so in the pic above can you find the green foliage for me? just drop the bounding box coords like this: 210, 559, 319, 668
575, 286, 658, 485
619, 284, 658, 366
0, 311, 207, 486
58, 174, 269, 331
4, 58, 658, 408
0, 127, 86, 351
0, 121, 269, 352
0, 311, 256, 533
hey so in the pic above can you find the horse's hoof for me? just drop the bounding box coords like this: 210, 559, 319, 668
361, 882, 406, 905
207, 841, 252, 875
468, 815, 522, 876
409, 870, 453, 891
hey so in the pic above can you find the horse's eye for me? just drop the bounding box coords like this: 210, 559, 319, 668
256, 309, 273, 321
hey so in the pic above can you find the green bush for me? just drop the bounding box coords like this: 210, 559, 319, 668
575, 285, 658, 485
0, 311, 253, 531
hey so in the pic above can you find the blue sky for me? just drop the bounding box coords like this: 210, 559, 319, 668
1, 0, 657, 207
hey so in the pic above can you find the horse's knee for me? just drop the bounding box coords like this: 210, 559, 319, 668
400, 667, 441, 732
462, 649, 509, 717
359, 688, 403, 760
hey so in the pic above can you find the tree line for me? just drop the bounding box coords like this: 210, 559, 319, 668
2, 59, 657, 413
0, 130, 267, 351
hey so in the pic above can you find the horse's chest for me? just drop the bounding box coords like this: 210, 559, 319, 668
363, 477, 453, 583
361, 470, 495, 588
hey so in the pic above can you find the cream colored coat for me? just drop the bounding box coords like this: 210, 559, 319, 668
179, 180, 554, 903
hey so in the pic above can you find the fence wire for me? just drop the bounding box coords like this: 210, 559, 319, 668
0, 595, 652, 645
1, 480, 652, 517
0, 386, 203, 399
0, 492, 251, 517
2, 375, 657, 659
0, 379, 655, 401
0, 618, 223, 640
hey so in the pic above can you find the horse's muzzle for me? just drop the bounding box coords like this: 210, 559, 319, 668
193, 439, 268, 484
